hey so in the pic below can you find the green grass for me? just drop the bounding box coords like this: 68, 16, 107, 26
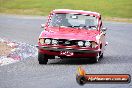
0, 0, 132, 18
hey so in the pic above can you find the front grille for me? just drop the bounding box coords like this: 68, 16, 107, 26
57, 39, 78, 46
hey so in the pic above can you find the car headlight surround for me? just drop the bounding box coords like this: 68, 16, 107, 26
52, 39, 58, 44
45, 39, 51, 44
39, 38, 45, 45
85, 41, 91, 47
78, 41, 84, 46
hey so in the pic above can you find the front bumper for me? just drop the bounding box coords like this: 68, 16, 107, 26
36, 45, 100, 53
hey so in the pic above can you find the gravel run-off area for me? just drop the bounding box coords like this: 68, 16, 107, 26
0, 37, 37, 66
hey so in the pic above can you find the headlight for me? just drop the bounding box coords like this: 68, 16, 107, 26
39, 38, 44, 45
78, 41, 84, 46
45, 39, 51, 44
52, 39, 58, 44
85, 41, 91, 47
91, 41, 97, 48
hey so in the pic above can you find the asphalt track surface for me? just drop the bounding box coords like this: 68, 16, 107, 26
0, 15, 132, 88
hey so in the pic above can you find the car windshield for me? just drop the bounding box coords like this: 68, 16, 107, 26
49, 13, 98, 30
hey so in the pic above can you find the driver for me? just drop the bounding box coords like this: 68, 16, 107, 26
55, 14, 72, 27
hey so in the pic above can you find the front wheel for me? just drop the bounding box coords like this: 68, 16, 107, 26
99, 53, 103, 59
38, 53, 48, 64
91, 53, 103, 63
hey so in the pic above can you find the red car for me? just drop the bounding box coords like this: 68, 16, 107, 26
36, 9, 107, 64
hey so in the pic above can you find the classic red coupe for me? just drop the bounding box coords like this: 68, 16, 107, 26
36, 9, 107, 64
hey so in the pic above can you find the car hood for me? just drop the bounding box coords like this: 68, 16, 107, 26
40, 26, 100, 41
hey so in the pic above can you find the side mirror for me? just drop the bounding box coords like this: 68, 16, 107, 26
41, 24, 45, 28
101, 27, 107, 31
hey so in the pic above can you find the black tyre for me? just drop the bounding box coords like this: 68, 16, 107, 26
38, 53, 48, 64
91, 57, 99, 63
90, 53, 103, 63
99, 53, 103, 58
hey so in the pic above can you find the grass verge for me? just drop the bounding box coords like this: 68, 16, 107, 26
0, 0, 132, 22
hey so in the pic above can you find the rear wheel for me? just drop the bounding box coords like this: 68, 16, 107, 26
38, 53, 48, 64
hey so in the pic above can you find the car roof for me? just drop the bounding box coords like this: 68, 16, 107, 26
52, 9, 101, 17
